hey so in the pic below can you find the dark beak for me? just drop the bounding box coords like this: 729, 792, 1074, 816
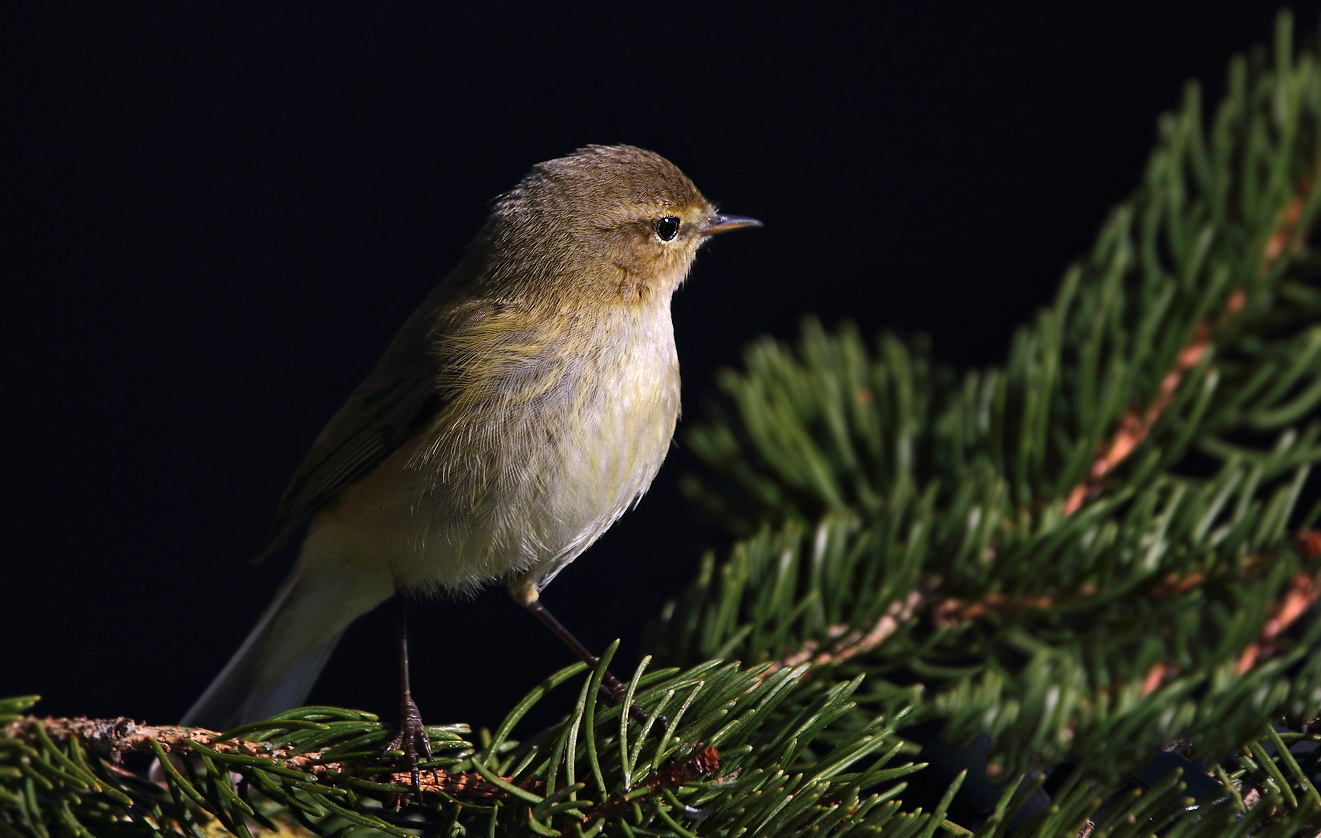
698, 214, 763, 235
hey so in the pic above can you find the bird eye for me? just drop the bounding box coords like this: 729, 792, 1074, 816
654, 216, 681, 242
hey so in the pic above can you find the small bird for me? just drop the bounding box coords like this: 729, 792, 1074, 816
180, 145, 760, 778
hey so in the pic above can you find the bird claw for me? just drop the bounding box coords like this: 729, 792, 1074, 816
384, 693, 434, 795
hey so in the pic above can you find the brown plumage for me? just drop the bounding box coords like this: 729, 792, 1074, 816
182, 145, 760, 743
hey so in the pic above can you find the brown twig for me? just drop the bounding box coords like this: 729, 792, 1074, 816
763, 590, 924, 677
1062, 170, 1315, 517
933, 587, 1094, 627
934, 532, 1318, 630
1234, 562, 1321, 675
1162, 536, 1321, 692
7, 716, 508, 802
978, 531, 1321, 700
932, 554, 1279, 626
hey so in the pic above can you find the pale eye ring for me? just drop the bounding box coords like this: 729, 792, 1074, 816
654, 216, 681, 242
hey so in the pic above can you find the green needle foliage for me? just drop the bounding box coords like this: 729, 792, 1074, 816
5, 11, 1321, 837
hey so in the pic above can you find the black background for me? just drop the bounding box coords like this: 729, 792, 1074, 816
10, 5, 1319, 735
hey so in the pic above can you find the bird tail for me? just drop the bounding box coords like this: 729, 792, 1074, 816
180, 532, 395, 731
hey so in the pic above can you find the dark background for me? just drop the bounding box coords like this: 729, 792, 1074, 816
9, 5, 1319, 735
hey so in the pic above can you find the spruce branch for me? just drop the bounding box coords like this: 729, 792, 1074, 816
1062, 168, 1318, 516
667, 9, 1321, 834
2, 658, 925, 835
8, 11, 1321, 838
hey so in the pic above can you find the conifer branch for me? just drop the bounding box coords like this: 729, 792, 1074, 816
1063, 167, 1320, 515
7, 11, 1321, 837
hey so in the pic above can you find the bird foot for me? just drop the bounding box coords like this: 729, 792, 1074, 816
383, 692, 434, 794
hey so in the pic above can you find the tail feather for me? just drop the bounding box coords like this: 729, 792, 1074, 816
181, 545, 395, 731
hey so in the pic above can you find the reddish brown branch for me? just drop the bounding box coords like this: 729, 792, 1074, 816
934, 587, 1095, 626
927, 532, 1321, 698
1061, 296, 1237, 516
1235, 556, 1321, 676
1062, 170, 1315, 517
764, 591, 924, 676
1295, 530, 1321, 560
934, 531, 1319, 635
7, 716, 508, 802
936, 556, 1251, 625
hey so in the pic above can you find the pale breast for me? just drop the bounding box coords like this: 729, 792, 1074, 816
327, 299, 680, 597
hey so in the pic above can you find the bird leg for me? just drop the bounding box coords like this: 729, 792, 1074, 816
524, 598, 665, 731
383, 597, 434, 793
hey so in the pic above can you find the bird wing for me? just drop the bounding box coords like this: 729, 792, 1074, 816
257, 276, 471, 559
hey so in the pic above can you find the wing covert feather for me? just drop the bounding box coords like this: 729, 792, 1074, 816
258, 269, 480, 557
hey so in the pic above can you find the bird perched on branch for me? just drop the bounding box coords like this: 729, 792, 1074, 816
180, 144, 761, 782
